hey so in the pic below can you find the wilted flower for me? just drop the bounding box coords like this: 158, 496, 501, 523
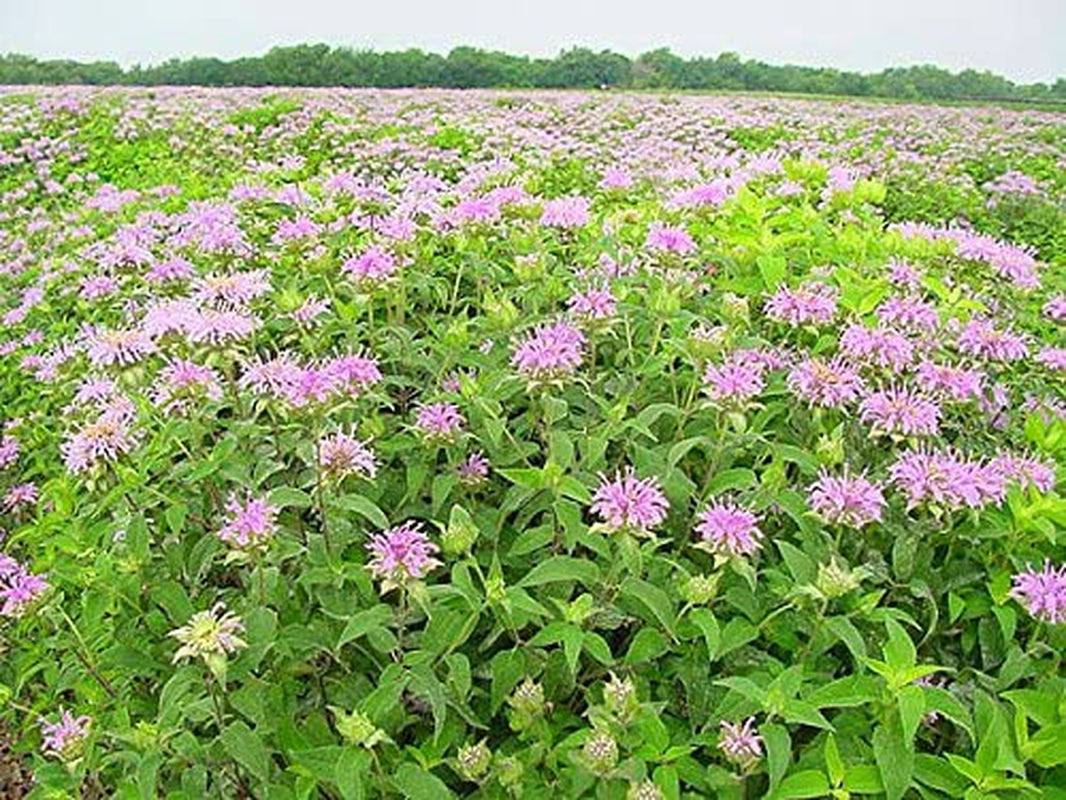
591, 468, 669, 534
718, 717, 763, 767
39, 710, 91, 761
169, 602, 247, 664
695, 500, 763, 557
366, 521, 441, 587
1011, 562, 1066, 623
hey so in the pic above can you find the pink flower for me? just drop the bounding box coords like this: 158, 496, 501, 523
1043, 295, 1066, 322
0, 554, 49, 617
1011, 562, 1066, 623
511, 322, 586, 383
2, 482, 38, 512
695, 500, 763, 556
876, 296, 939, 332
61, 408, 137, 474
787, 357, 865, 408
859, 387, 941, 437
957, 319, 1028, 362
889, 449, 1003, 511
1036, 348, 1066, 371
764, 283, 838, 327
591, 468, 669, 534
415, 402, 465, 441
703, 360, 765, 405
987, 454, 1056, 493
567, 287, 616, 321
645, 223, 695, 255
319, 432, 377, 480
0, 435, 19, 469
153, 359, 223, 410
342, 246, 399, 284
839, 324, 915, 372
718, 717, 763, 765
540, 196, 590, 229
913, 361, 984, 402
366, 521, 441, 585
808, 472, 886, 528
38, 710, 91, 761
84, 326, 157, 368
456, 451, 490, 486
193, 269, 271, 306
217, 493, 278, 550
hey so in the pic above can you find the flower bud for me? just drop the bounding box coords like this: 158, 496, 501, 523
456, 739, 492, 782
581, 728, 618, 776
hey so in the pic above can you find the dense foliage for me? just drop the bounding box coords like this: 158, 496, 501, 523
0, 87, 1065, 799
1, 46, 1064, 105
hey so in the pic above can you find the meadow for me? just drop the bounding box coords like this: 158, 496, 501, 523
0, 86, 1064, 799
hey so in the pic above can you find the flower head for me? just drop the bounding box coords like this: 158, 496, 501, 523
808, 471, 886, 528
1011, 562, 1066, 623
366, 521, 441, 587
511, 322, 586, 383
169, 602, 247, 664
415, 402, 465, 441
319, 432, 377, 480
859, 387, 941, 437
718, 717, 763, 767
39, 710, 91, 761
695, 500, 763, 557
217, 493, 278, 551
591, 468, 669, 534
788, 357, 865, 408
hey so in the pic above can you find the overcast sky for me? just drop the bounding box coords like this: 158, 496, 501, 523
1, 0, 1062, 83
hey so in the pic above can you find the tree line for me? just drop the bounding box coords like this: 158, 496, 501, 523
1, 45, 1063, 104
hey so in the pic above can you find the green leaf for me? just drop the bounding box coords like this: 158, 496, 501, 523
842, 764, 884, 794
873, 715, 914, 800
337, 605, 392, 649
757, 254, 788, 291
220, 721, 272, 783
897, 685, 925, 749
498, 468, 546, 491
883, 618, 916, 671
762, 722, 791, 791
333, 494, 389, 529
392, 763, 456, 799
706, 467, 758, 495
824, 734, 845, 787
620, 577, 677, 637
518, 556, 600, 588
772, 770, 830, 799
335, 748, 369, 800
268, 486, 313, 508
688, 607, 720, 661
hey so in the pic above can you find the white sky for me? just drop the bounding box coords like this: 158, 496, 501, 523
1, 0, 1063, 83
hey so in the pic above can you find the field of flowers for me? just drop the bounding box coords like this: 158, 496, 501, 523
0, 86, 1064, 799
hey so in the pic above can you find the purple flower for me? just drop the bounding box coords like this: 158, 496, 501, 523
2, 482, 38, 512
415, 402, 465, 441
889, 449, 1002, 511
703, 360, 765, 406
366, 521, 441, 586
695, 500, 763, 556
0, 555, 49, 617
591, 468, 669, 534
39, 710, 91, 761
718, 717, 763, 765
645, 223, 695, 255
83, 326, 157, 368
319, 432, 377, 480
839, 324, 915, 372
217, 493, 278, 550
764, 283, 838, 327
153, 359, 223, 411
61, 408, 137, 474
193, 269, 271, 306
988, 454, 1056, 493
1011, 562, 1066, 623
876, 296, 939, 333
859, 387, 941, 437
1036, 348, 1066, 371
567, 287, 616, 321
913, 361, 984, 402
957, 319, 1028, 362
511, 322, 586, 383
0, 434, 19, 469
1043, 295, 1066, 322
787, 357, 865, 408
456, 451, 491, 486
540, 196, 591, 229
808, 472, 886, 528
342, 246, 399, 284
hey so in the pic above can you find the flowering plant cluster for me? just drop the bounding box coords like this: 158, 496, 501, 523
0, 86, 1063, 798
